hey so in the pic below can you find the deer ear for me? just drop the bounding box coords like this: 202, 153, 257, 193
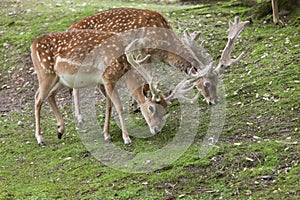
142, 84, 151, 98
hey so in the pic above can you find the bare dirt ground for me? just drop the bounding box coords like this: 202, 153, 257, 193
0, 52, 73, 115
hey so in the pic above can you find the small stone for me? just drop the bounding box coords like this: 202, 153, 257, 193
206, 14, 212, 18
215, 21, 222, 27
145, 160, 151, 165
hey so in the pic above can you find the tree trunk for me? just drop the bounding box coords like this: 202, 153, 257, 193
271, 0, 279, 24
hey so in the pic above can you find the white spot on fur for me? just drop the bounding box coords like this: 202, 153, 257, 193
36, 51, 41, 62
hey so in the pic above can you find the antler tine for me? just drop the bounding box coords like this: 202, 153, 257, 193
182, 29, 212, 67
183, 29, 190, 39
165, 78, 200, 103
215, 16, 249, 74
190, 31, 201, 42
182, 29, 201, 46
164, 63, 213, 103
126, 52, 151, 82
228, 16, 249, 39
125, 39, 151, 81
187, 62, 213, 81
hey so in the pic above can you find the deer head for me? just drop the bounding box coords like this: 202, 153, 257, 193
123, 69, 168, 135
182, 16, 249, 105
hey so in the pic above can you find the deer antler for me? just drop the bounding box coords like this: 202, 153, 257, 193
125, 39, 161, 101
164, 78, 200, 103
182, 29, 213, 67
163, 64, 212, 103
182, 29, 201, 46
188, 62, 214, 80
126, 39, 210, 104
214, 16, 249, 74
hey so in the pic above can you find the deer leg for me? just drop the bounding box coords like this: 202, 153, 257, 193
34, 75, 58, 146
35, 89, 44, 146
47, 82, 65, 140
98, 84, 106, 96
73, 88, 83, 123
105, 82, 131, 144
96, 84, 112, 142
103, 96, 112, 142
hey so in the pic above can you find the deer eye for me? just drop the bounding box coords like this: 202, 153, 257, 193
203, 81, 211, 88
148, 105, 154, 113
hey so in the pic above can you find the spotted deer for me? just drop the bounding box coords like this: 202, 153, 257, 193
31, 30, 200, 145
68, 8, 174, 122
67, 8, 249, 123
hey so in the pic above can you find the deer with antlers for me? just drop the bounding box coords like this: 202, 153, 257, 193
67, 8, 249, 123
31, 29, 202, 145
32, 8, 248, 145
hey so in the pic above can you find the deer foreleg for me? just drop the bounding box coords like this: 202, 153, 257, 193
105, 82, 131, 145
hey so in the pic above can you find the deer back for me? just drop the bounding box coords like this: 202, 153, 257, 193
68, 8, 172, 32
68, 8, 204, 75
31, 30, 132, 88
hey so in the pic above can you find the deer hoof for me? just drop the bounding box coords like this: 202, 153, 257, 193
77, 115, 84, 123
105, 138, 112, 143
57, 132, 63, 139
124, 139, 132, 145
38, 142, 46, 147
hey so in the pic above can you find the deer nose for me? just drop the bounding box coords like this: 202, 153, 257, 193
211, 98, 218, 105
153, 127, 161, 135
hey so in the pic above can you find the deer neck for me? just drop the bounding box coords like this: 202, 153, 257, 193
163, 49, 204, 75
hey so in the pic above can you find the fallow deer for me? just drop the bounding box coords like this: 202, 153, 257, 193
68, 8, 174, 122
67, 8, 249, 122
31, 30, 200, 145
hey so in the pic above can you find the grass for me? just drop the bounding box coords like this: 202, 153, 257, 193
0, 0, 299, 199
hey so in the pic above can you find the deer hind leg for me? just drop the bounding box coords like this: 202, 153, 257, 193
73, 88, 83, 123
34, 75, 58, 146
103, 96, 112, 142
73, 84, 106, 124
104, 82, 131, 144
47, 82, 65, 140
